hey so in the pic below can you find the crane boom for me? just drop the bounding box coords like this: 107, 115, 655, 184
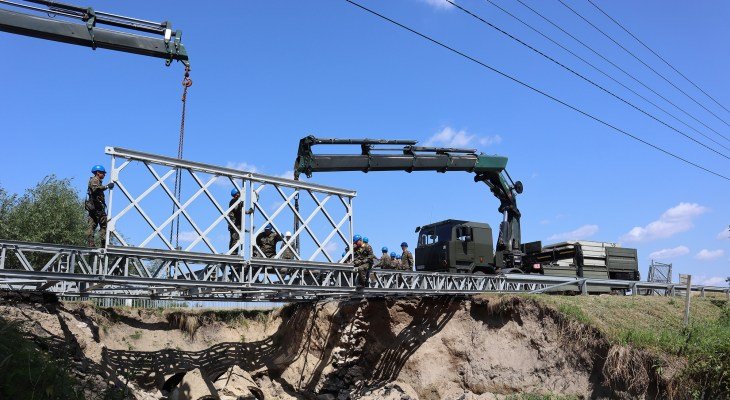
0, 0, 189, 67
294, 135, 525, 269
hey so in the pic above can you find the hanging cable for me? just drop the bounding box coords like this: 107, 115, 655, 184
556, 0, 730, 130
341, 0, 730, 181
479, 0, 730, 153
444, 0, 730, 159
585, 0, 730, 117
169, 66, 192, 249
512, 0, 730, 143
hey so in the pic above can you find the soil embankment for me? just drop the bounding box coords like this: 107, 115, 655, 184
1, 291, 726, 399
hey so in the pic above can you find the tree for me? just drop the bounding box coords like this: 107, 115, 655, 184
0, 176, 86, 246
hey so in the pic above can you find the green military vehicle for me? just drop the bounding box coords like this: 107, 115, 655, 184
414, 218, 640, 282
293, 135, 639, 282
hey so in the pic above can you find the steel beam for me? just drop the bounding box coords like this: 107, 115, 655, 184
0, 8, 189, 63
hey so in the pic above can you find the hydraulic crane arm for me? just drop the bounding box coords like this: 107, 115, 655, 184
294, 136, 525, 269
0, 0, 189, 67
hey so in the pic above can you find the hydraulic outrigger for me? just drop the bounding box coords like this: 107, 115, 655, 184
294, 135, 525, 271
0, 0, 189, 67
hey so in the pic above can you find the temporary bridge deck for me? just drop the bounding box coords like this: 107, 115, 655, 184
0, 147, 726, 301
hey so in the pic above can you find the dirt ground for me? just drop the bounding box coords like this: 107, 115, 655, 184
0, 292, 673, 399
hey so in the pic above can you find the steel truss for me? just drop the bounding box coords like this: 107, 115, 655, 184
104, 146, 355, 264
1, 240, 728, 301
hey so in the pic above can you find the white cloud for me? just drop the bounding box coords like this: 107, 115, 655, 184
214, 161, 259, 186
648, 246, 689, 260
177, 231, 201, 243
547, 224, 599, 241
694, 276, 728, 287
695, 249, 725, 261
419, 0, 453, 10
424, 127, 502, 149
620, 203, 708, 243
226, 161, 258, 173
277, 170, 295, 180
539, 219, 550, 225
717, 228, 730, 240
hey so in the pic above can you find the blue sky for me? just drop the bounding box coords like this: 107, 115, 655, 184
1, 0, 728, 285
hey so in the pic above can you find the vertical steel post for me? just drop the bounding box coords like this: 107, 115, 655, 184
683, 275, 692, 327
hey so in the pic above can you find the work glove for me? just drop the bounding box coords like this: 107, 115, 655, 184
106, 182, 115, 189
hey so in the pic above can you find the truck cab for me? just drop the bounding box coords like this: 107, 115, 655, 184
414, 219, 495, 274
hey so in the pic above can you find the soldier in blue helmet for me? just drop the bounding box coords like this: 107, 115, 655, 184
85, 165, 114, 247
352, 234, 374, 288
400, 242, 414, 271
378, 246, 391, 269
228, 188, 242, 254
255, 224, 282, 258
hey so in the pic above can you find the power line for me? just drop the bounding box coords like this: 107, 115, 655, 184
512, 0, 730, 143
556, 0, 730, 130
585, 0, 730, 117
479, 0, 730, 153
341, 0, 730, 181
444, 0, 730, 160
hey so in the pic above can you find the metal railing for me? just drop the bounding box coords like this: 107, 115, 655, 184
1, 239, 728, 302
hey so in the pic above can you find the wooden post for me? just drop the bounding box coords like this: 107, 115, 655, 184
683, 274, 692, 327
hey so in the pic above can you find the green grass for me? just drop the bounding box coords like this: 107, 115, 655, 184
0, 317, 85, 400
532, 295, 730, 398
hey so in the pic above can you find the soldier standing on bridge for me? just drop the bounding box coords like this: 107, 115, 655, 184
280, 231, 296, 260
255, 224, 282, 258
228, 188, 243, 254
85, 165, 114, 248
378, 246, 391, 269
353, 234, 374, 288
400, 242, 414, 271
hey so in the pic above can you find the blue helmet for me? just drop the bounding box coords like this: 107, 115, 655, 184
396, 255, 402, 259
363, 237, 369, 243
91, 165, 106, 174
401, 242, 408, 247
381, 246, 388, 253
265, 224, 273, 231
353, 234, 362, 243
231, 188, 240, 196
390, 252, 396, 258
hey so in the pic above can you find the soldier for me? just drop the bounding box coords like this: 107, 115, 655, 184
389, 251, 400, 270
352, 234, 374, 288
255, 224, 282, 258
378, 246, 390, 269
228, 188, 243, 254
400, 242, 414, 271
363, 237, 372, 253
281, 231, 296, 260
85, 165, 114, 247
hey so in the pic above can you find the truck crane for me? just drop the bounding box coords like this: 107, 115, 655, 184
0, 0, 189, 67
294, 135, 528, 274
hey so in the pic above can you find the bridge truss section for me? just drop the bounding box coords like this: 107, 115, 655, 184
1, 240, 728, 302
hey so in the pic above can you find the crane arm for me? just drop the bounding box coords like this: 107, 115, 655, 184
0, 0, 189, 67
294, 135, 525, 269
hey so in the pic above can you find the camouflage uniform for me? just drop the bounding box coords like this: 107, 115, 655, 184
400, 249, 414, 271
353, 244, 375, 287
378, 253, 391, 269
255, 230, 282, 258
85, 176, 109, 247
228, 197, 243, 254
281, 240, 296, 260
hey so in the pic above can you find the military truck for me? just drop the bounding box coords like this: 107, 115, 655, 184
414, 219, 640, 281
293, 136, 639, 282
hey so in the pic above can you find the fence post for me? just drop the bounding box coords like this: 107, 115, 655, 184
683, 275, 692, 327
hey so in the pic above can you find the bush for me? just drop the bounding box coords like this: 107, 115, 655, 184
0, 175, 87, 246
0, 317, 85, 400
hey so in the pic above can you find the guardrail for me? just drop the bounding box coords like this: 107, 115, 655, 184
1, 239, 728, 302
